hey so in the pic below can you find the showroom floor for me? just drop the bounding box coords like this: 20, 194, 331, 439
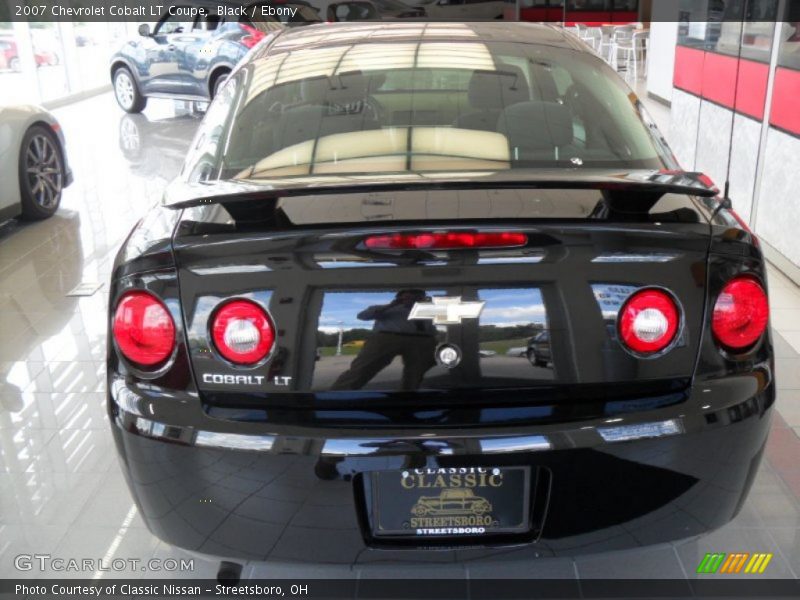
1, 92, 800, 581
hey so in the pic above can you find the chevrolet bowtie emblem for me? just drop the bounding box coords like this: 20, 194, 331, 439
408, 296, 485, 325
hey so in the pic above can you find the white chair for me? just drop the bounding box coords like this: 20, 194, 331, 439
598, 26, 617, 62
610, 26, 636, 78
583, 27, 603, 54
576, 24, 592, 45
633, 30, 650, 78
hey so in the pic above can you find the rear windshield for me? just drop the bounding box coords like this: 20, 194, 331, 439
183, 28, 672, 183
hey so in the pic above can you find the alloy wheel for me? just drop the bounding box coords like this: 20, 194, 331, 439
115, 71, 135, 110
25, 133, 62, 209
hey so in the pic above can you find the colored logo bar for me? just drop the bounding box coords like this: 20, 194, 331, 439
696, 552, 773, 574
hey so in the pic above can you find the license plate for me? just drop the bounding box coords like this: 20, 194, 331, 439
371, 466, 530, 537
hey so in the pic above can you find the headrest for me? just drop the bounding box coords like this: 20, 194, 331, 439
300, 75, 331, 103
366, 72, 386, 93
529, 61, 560, 103
467, 66, 528, 111
497, 101, 573, 154
329, 71, 369, 104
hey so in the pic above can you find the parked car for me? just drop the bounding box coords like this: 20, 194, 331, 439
307, 0, 381, 21
526, 330, 551, 367
108, 22, 773, 571
0, 38, 17, 71
421, 0, 505, 20
0, 37, 60, 71
0, 104, 72, 221
33, 48, 59, 66
109, 1, 286, 113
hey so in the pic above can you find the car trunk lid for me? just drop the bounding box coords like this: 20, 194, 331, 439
171, 175, 714, 406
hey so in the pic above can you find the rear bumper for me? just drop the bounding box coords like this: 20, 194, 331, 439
108, 376, 774, 564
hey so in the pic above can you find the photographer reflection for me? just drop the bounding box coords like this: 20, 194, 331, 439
331, 289, 437, 391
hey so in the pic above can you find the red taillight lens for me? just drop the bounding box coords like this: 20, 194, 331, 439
211, 299, 275, 365
364, 232, 527, 250
113, 291, 176, 367
240, 24, 266, 49
618, 289, 680, 354
712, 276, 769, 351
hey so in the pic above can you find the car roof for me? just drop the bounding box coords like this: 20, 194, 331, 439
253, 21, 583, 60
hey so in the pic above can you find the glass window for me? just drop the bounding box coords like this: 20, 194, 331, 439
567, 0, 611, 11
777, 3, 800, 70
185, 38, 670, 183
330, 2, 380, 21
155, 12, 196, 35
0, 22, 141, 105
678, 0, 778, 63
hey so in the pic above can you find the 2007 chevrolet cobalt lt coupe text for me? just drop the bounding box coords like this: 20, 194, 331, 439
107, 23, 774, 565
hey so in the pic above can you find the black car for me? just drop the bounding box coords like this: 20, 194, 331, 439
108, 22, 774, 568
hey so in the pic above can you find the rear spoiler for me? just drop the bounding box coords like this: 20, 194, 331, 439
162, 170, 719, 210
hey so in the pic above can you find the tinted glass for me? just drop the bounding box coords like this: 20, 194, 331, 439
677, 0, 778, 63
183, 29, 670, 183
777, 5, 800, 70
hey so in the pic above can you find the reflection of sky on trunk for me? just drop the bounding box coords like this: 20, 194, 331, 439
479, 288, 546, 327
319, 292, 423, 333
318, 288, 546, 332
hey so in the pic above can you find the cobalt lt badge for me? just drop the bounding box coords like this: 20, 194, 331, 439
436, 343, 462, 368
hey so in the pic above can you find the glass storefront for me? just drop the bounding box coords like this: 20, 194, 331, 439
677, 0, 778, 62
0, 22, 136, 106
776, 4, 800, 70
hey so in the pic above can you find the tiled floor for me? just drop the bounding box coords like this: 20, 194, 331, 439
1, 91, 800, 582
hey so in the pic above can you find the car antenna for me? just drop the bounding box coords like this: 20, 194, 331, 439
713, 12, 745, 220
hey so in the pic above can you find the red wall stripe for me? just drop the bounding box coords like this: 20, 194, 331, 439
612, 11, 638, 23
770, 67, 800, 136
520, 8, 548, 21
701, 52, 738, 107
674, 46, 769, 121
673, 45, 704, 95
564, 12, 613, 24
734, 59, 769, 121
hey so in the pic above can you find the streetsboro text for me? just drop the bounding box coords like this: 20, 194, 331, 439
47, 5, 300, 18
15, 584, 306, 596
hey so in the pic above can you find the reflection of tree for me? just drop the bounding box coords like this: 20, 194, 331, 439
317, 328, 373, 347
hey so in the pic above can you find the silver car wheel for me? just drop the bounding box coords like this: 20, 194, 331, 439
115, 71, 135, 110
25, 134, 63, 209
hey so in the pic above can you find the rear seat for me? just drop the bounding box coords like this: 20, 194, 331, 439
454, 65, 529, 132
497, 100, 577, 162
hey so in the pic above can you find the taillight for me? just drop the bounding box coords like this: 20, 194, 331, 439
240, 24, 266, 49
113, 291, 176, 367
618, 289, 680, 355
364, 232, 527, 250
211, 299, 275, 365
712, 276, 769, 351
